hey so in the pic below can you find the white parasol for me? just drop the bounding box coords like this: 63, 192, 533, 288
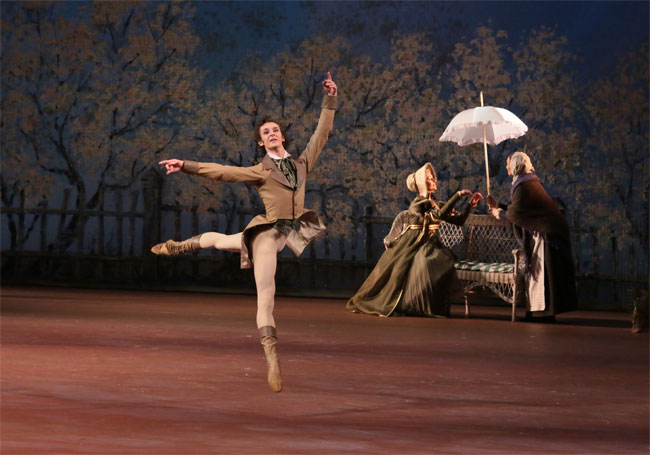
439, 92, 528, 194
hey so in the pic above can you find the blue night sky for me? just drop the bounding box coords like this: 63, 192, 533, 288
192, 1, 649, 82
458, 1, 647, 73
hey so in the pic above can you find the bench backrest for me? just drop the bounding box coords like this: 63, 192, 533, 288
439, 214, 519, 264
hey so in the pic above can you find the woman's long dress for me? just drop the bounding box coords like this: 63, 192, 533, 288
346, 192, 473, 317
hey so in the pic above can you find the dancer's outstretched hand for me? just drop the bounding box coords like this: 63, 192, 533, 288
159, 159, 185, 175
322, 72, 337, 96
459, 189, 472, 196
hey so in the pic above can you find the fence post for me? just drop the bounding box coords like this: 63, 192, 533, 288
611, 232, 619, 305
128, 190, 138, 256
17, 190, 25, 250
364, 205, 374, 262
192, 205, 199, 277
142, 168, 162, 281
74, 189, 85, 280
116, 191, 123, 256
98, 187, 105, 256
40, 200, 48, 251
56, 189, 71, 254
40, 200, 48, 276
95, 187, 105, 281
142, 168, 162, 253
572, 210, 580, 274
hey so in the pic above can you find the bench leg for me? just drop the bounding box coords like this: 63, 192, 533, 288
464, 295, 470, 318
512, 274, 525, 322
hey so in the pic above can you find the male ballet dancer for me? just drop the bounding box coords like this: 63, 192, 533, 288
152, 73, 338, 392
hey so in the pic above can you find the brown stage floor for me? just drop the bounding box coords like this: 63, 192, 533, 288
1, 286, 648, 455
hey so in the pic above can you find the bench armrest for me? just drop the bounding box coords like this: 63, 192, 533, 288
512, 248, 525, 275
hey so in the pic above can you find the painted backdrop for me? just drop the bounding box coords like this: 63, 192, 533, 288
2, 1, 648, 302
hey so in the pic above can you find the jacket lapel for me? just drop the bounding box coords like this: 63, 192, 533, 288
262, 154, 294, 189
295, 157, 306, 188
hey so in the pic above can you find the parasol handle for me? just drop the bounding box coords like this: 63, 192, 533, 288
480, 91, 490, 195
483, 126, 490, 195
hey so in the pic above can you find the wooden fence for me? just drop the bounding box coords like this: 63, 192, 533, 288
1, 172, 647, 310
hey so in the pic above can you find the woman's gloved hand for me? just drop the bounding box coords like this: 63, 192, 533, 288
470, 192, 484, 207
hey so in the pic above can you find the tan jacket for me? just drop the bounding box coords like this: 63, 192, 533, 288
183, 94, 337, 268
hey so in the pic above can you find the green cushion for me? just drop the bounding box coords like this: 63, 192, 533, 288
454, 260, 514, 273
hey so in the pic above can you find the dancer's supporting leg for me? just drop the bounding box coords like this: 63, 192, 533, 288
251, 228, 287, 392
153, 229, 285, 392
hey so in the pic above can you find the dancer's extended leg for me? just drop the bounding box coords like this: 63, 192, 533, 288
252, 228, 287, 392
198, 232, 242, 253
151, 232, 242, 255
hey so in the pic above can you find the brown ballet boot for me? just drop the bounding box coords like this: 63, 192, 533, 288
151, 235, 201, 256
259, 326, 282, 392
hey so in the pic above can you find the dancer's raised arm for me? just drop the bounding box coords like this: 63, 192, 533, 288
301, 71, 338, 173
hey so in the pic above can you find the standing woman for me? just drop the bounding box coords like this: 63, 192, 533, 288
346, 163, 483, 318
487, 151, 578, 321
151, 73, 338, 392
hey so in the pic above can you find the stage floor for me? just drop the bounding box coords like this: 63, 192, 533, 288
1, 286, 648, 454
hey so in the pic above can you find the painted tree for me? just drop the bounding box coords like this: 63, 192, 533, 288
440, 25, 516, 199
159, 76, 266, 234
166, 25, 592, 248
440, 25, 587, 214
332, 33, 447, 220
582, 44, 649, 274
511, 25, 582, 200
163, 36, 357, 239
1, 1, 204, 251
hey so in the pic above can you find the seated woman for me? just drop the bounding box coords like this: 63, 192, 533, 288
487, 151, 578, 322
346, 163, 483, 318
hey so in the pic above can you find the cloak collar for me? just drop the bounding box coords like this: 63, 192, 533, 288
511, 172, 539, 198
